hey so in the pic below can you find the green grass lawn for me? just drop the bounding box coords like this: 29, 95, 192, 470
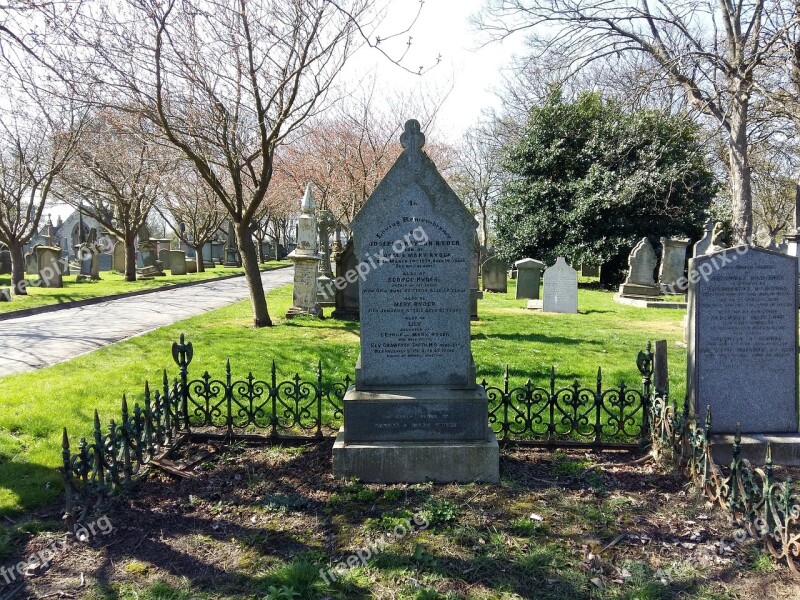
0, 261, 291, 314
0, 280, 686, 516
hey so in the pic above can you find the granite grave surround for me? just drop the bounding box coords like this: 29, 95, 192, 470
332, 120, 499, 483
686, 246, 800, 463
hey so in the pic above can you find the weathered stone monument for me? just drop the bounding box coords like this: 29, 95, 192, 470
330, 239, 359, 321
618, 237, 659, 298
285, 184, 323, 318
692, 218, 714, 257
333, 119, 499, 482
35, 246, 64, 288
76, 230, 101, 282
481, 255, 508, 293
0, 249, 11, 275
687, 246, 798, 435
542, 257, 578, 313
224, 221, 241, 267
317, 210, 337, 307
514, 258, 546, 299
169, 250, 187, 275
158, 248, 172, 271
0, 287, 10, 302
658, 237, 690, 293
112, 241, 126, 273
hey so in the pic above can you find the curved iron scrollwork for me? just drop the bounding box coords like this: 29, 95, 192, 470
650, 387, 800, 575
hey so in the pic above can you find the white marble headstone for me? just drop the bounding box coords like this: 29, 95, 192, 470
542, 257, 578, 314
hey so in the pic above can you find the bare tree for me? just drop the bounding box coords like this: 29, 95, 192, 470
477, 0, 794, 244
450, 121, 504, 246
0, 66, 83, 294
277, 83, 450, 225
158, 166, 226, 273
62, 0, 384, 327
56, 110, 171, 281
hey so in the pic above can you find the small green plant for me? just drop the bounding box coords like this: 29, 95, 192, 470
415, 589, 443, 600
259, 560, 328, 598
748, 549, 776, 573
384, 488, 403, 502
419, 497, 460, 528
262, 585, 300, 600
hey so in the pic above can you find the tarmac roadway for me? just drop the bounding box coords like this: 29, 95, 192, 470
0, 267, 293, 377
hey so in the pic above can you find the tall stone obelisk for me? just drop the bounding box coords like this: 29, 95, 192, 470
285, 183, 323, 318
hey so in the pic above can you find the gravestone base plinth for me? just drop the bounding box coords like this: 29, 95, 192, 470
333, 428, 499, 483
617, 282, 660, 298
334, 385, 499, 483
709, 433, 800, 466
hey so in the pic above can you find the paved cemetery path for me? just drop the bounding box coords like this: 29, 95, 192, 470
0, 268, 294, 376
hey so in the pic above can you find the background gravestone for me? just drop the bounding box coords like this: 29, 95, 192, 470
35, 246, 63, 288
158, 249, 172, 270
331, 239, 359, 320
334, 119, 498, 483
542, 257, 578, 313
687, 246, 798, 433
514, 258, 545, 299
98, 254, 112, 272
170, 250, 187, 275
693, 218, 714, 257
481, 255, 508, 293
618, 237, 660, 298
658, 238, 690, 293
0, 249, 11, 275
112, 241, 126, 273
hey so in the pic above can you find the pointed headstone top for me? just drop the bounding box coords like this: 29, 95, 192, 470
301, 183, 315, 214
400, 119, 425, 153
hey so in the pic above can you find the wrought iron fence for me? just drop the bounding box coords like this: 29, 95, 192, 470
61, 334, 653, 528
647, 372, 800, 575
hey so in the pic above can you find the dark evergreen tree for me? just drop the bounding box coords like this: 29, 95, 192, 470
494, 91, 717, 286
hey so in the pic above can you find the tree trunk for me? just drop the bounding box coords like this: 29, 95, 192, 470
193, 244, 205, 272
236, 221, 271, 327
727, 111, 753, 245
125, 237, 137, 282
9, 242, 27, 295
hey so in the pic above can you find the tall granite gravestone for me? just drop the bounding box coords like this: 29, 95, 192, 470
542, 257, 578, 313
658, 238, 690, 293
618, 237, 659, 298
514, 258, 545, 299
333, 120, 499, 483
481, 255, 508, 293
35, 246, 64, 288
687, 246, 798, 433
331, 239, 360, 320
285, 184, 323, 318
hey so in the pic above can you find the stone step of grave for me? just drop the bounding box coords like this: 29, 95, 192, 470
612, 294, 687, 309
709, 434, 800, 466
333, 427, 499, 483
